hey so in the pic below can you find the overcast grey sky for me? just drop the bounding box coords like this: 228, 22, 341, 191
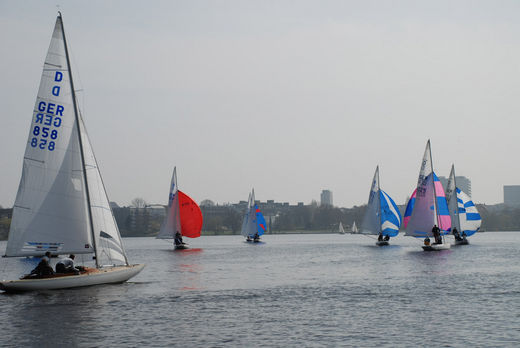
1, 0, 519, 208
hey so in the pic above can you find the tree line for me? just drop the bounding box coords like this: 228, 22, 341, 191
0, 203, 519, 240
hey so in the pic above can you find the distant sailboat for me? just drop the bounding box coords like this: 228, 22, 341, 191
241, 189, 266, 242
351, 221, 358, 234
360, 166, 402, 246
0, 13, 144, 292
156, 167, 203, 249
337, 222, 345, 234
404, 140, 451, 251
445, 164, 481, 245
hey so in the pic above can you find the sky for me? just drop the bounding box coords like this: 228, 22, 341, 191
1, 0, 520, 208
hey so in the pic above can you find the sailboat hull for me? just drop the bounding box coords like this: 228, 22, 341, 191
454, 239, 469, 246
376, 241, 389, 246
422, 243, 451, 251
0, 264, 145, 292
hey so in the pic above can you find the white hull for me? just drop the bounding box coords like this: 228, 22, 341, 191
0, 264, 145, 292
422, 243, 451, 251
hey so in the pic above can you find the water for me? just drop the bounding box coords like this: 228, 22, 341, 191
1, 233, 519, 347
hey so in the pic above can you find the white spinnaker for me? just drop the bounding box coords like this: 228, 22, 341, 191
361, 166, 381, 235
405, 140, 436, 237
446, 165, 460, 232
79, 114, 127, 265
6, 17, 92, 257
241, 190, 257, 237
157, 167, 181, 239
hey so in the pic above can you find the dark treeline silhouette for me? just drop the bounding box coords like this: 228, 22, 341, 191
1, 204, 520, 239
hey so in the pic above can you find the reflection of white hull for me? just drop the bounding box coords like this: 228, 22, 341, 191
422, 243, 451, 251
0, 264, 145, 292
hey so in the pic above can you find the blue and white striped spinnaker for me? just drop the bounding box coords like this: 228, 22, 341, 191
446, 164, 481, 237
361, 166, 402, 237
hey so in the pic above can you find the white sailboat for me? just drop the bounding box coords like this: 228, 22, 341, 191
156, 167, 203, 249
351, 221, 358, 234
404, 140, 452, 251
0, 14, 144, 292
337, 222, 346, 234
360, 166, 402, 246
445, 164, 481, 245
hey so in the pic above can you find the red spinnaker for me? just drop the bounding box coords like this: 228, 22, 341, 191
178, 190, 203, 238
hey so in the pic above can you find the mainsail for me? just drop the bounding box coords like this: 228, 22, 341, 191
5, 15, 128, 266
404, 140, 451, 237
6, 17, 92, 257
361, 166, 401, 237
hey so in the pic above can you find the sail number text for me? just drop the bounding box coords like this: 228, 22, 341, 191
30, 71, 64, 151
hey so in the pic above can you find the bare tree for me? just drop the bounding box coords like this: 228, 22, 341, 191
131, 197, 147, 209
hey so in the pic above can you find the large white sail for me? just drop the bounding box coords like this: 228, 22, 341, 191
240, 189, 257, 237
361, 166, 381, 235
157, 167, 181, 239
5, 17, 92, 257
79, 114, 127, 265
405, 140, 437, 237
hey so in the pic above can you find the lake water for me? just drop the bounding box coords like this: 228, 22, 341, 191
1, 232, 519, 347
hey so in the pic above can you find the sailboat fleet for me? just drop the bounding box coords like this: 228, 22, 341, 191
0, 15, 484, 292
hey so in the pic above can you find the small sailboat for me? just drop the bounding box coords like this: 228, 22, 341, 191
445, 164, 481, 245
337, 222, 346, 234
0, 14, 144, 292
156, 167, 203, 250
360, 166, 402, 246
404, 140, 451, 251
241, 189, 266, 242
351, 221, 358, 234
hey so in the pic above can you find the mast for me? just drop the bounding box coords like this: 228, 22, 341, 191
59, 12, 100, 267
376, 166, 382, 234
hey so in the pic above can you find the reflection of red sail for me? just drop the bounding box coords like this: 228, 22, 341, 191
178, 190, 203, 238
